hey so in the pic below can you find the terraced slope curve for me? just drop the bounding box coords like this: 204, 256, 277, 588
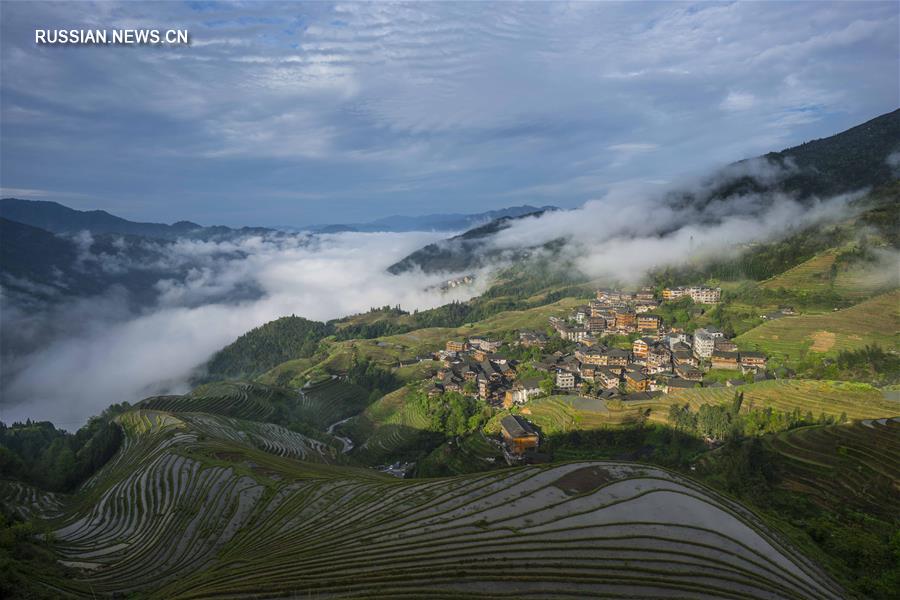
17, 407, 845, 599
765, 416, 900, 516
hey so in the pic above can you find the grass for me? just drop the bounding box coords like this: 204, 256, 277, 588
666, 379, 899, 421
342, 387, 436, 465
735, 291, 900, 363
760, 247, 899, 300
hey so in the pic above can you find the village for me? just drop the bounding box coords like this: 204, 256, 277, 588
427, 285, 770, 459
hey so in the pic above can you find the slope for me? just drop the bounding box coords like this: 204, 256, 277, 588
8, 406, 847, 599
735, 291, 900, 362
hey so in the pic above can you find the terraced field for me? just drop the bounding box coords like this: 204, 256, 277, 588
346, 387, 436, 465
763, 417, 900, 516
294, 377, 372, 430
736, 291, 900, 361
139, 381, 289, 421
18, 407, 846, 599
666, 379, 899, 421
760, 248, 899, 299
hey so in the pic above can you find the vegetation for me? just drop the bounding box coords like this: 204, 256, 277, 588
204, 316, 332, 380
735, 290, 900, 365
0, 406, 127, 492
699, 418, 900, 599
3, 406, 844, 599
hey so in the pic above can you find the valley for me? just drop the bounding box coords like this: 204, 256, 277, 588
2, 110, 899, 599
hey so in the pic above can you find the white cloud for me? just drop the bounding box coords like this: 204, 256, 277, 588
720, 91, 757, 111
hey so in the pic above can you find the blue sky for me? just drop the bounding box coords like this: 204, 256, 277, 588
1, 1, 897, 226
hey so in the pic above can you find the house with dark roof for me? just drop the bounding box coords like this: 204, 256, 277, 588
500, 415, 540, 455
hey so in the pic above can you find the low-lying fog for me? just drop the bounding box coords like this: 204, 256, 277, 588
1, 231, 490, 428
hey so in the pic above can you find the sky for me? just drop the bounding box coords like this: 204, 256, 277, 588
1, 1, 898, 227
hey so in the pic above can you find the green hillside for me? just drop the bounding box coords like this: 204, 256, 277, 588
698, 418, 900, 597
1, 406, 847, 599
736, 291, 900, 363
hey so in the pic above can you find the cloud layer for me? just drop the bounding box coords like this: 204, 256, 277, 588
1, 1, 897, 225
1, 230, 488, 428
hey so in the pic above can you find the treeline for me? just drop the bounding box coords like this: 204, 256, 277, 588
0, 403, 130, 492
346, 356, 402, 401
410, 388, 492, 437
204, 316, 332, 380
668, 392, 845, 442
798, 344, 900, 386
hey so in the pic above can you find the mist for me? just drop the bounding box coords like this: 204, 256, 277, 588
1, 230, 490, 428
490, 160, 860, 283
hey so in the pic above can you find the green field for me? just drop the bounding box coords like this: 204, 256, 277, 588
343, 387, 436, 465
736, 291, 900, 362
667, 379, 899, 421
761, 247, 899, 299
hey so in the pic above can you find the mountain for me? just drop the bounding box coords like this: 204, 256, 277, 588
387, 208, 559, 274
390, 109, 900, 275
304, 204, 558, 233
0, 198, 276, 240
669, 108, 900, 210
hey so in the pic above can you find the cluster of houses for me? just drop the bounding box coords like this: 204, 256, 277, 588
429, 337, 520, 405
551, 286, 722, 343
424, 285, 766, 458
540, 286, 767, 397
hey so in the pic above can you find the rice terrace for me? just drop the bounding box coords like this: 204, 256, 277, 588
2, 2, 900, 599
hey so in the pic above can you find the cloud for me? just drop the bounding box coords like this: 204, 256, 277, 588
488, 159, 857, 283
0, 230, 490, 427
0, 1, 896, 224
720, 91, 756, 111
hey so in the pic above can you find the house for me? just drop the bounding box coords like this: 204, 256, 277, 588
580, 364, 597, 381
446, 340, 468, 353
635, 288, 656, 301
518, 330, 547, 348
576, 346, 608, 366
714, 338, 739, 353
663, 377, 701, 392
504, 376, 543, 407
675, 364, 704, 381
693, 328, 724, 359
662, 286, 721, 304
624, 371, 649, 392
607, 348, 629, 366
647, 345, 672, 368
673, 348, 698, 367
666, 332, 692, 350
587, 316, 607, 333
597, 367, 622, 389
469, 338, 502, 352
614, 308, 636, 331
634, 300, 660, 314
637, 314, 661, 332
573, 306, 590, 323
556, 369, 576, 390
740, 351, 767, 371
710, 351, 740, 370
500, 415, 540, 455
632, 337, 654, 359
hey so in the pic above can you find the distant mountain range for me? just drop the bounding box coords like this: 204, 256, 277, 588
299, 205, 559, 233
386, 208, 559, 274
0, 198, 276, 241
0, 199, 562, 313
389, 109, 900, 274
